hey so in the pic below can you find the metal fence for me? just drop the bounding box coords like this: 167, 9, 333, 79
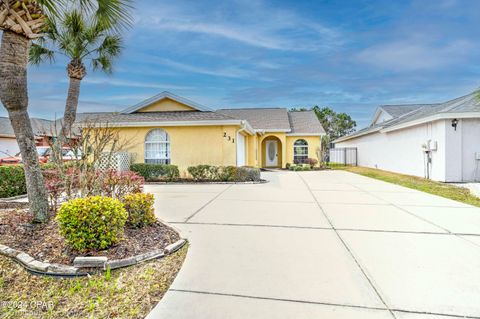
328, 147, 357, 166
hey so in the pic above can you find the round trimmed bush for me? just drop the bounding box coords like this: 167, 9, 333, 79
123, 192, 157, 228
56, 196, 128, 251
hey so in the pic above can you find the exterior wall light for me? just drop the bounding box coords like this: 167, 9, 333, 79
451, 118, 458, 131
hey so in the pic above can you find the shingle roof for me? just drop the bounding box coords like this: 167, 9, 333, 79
76, 111, 237, 123
76, 104, 325, 135
335, 89, 480, 142
0, 117, 58, 137
288, 111, 325, 134
380, 104, 432, 118
217, 108, 291, 131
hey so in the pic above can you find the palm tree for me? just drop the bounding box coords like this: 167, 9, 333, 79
0, 0, 132, 223
29, 10, 123, 136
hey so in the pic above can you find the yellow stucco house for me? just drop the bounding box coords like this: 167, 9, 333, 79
78, 92, 325, 174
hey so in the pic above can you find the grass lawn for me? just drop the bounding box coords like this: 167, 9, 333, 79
336, 166, 480, 207
0, 245, 187, 319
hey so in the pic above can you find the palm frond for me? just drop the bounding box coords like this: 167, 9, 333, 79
37, 0, 64, 16
97, 35, 122, 57
41, 15, 59, 39
64, 10, 85, 37
92, 55, 112, 73
95, 0, 134, 30
76, 0, 133, 32
29, 43, 55, 65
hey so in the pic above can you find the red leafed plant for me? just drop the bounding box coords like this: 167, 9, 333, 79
43, 169, 65, 212
101, 169, 144, 199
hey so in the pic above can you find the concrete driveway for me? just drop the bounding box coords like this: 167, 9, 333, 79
145, 170, 480, 319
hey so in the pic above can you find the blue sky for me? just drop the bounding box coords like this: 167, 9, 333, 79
2, 0, 480, 128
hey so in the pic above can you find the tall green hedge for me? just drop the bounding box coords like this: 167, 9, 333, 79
0, 166, 27, 198
130, 163, 180, 181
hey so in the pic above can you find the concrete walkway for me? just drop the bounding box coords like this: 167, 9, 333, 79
146, 170, 480, 319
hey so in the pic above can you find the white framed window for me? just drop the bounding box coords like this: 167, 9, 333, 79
145, 129, 170, 164
294, 139, 308, 164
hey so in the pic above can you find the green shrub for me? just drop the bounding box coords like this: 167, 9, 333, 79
130, 163, 179, 181
0, 166, 26, 198
56, 196, 128, 251
187, 165, 261, 182
304, 158, 318, 168
289, 164, 311, 171
187, 165, 217, 180
123, 192, 156, 228
218, 166, 237, 181
238, 167, 261, 181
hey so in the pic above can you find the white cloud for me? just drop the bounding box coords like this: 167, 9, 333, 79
356, 39, 474, 71
137, 1, 341, 52
80, 78, 193, 90
153, 58, 255, 79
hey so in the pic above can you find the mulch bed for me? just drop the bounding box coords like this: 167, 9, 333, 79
0, 208, 180, 265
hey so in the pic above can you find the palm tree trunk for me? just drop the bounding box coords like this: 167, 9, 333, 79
0, 31, 49, 223
62, 77, 81, 137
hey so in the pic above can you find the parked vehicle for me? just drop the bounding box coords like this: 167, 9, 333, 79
0, 146, 79, 165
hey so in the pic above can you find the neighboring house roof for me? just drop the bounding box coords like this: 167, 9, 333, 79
380, 104, 430, 118
335, 89, 480, 143
217, 108, 292, 132
0, 116, 58, 138
288, 111, 325, 135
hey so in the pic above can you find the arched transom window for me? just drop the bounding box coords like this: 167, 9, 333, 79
293, 139, 308, 164
145, 129, 170, 164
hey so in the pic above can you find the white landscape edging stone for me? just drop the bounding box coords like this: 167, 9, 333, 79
0, 239, 187, 277
0, 244, 80, 276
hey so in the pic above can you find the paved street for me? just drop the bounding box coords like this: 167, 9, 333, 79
146, 170, 480, 319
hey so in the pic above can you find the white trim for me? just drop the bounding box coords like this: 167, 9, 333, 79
241, 120, 255, 135
370, 107, 384, 125
236, 131, 246, 166
334, 127, 383, 143
287, 133, 324, 136
257, 129, 291, 133
121, 91, 213, 113
380, 112, 480, 133
76, 120, 245, 128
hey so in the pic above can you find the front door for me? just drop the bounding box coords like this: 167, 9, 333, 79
265, 140, 278, 167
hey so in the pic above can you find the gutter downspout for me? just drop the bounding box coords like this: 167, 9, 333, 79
235, 121, 249, 166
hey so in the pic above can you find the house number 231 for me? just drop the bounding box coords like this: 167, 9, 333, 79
223, 132, 235, 143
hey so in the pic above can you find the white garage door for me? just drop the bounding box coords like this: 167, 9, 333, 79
236, 132, 246, 166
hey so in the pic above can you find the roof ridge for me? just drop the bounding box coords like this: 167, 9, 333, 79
439, 90, 480, 113
380, 103, 439, 107
122, 91, 213, 113
219, 107, 286, 110
287, 112, 294, 129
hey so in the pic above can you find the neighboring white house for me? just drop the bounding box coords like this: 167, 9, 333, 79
334, 90, 480, 182
0, 117, 57, 158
